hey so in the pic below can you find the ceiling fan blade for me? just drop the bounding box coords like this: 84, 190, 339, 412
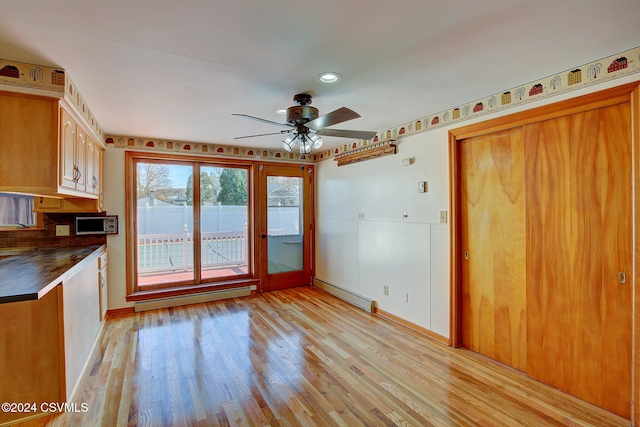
314, 129, 377, 140
232, 113, 293, 129
234, 130, 293, 140
304, 107, 360, 131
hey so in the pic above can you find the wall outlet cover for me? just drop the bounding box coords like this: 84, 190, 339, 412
55, 224, 70, 236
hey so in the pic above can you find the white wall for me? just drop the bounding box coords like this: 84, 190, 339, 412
104, 147, 132, 311
314, 74, 639, 339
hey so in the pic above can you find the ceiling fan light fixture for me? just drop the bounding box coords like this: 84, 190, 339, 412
281, 134, 298, 152
317, 72, 341, 84
308, 132, 323, 149
299, 134, 313, 154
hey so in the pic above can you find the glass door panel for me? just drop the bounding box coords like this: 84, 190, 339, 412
200, 166, 250, 280
136, 162, 195, 287
267, 176, 303, 274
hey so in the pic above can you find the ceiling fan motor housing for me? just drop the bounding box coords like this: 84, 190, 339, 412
286, 105, 319, 125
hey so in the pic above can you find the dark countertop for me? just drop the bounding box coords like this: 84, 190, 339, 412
0, 245, 104, 304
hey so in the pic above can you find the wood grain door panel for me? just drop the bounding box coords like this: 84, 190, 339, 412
460, 128, 527, 371
525, 104, 632, 418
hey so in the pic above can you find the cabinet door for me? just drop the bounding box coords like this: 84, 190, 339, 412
0, 93, 57, 192
59, 108, 77, 190
62, 256, 100, 400
75, 125, 87, 193
99, 266, 108, 321
98, 148, 104, 210
86, 137, 97, 195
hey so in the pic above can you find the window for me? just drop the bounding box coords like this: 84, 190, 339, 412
0, 193, 38, 228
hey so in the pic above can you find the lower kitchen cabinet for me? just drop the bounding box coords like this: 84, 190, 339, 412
62, 254, 102, 400
0, 246, 106, 425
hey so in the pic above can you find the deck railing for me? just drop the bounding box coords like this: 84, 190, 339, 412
138, 225, 248, 274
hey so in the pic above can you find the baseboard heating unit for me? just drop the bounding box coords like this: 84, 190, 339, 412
134, 286, 252, 312
313, 278, 375, 313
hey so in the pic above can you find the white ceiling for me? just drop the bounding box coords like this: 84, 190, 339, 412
1, 0, 639, 152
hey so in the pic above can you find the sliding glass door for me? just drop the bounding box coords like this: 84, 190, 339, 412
199, 166, 249, 281
136, 162, 195, 286
133, 158, 251, 290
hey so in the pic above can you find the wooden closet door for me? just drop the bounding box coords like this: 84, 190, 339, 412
460, 128, 527, 371
525, 103, 632, 418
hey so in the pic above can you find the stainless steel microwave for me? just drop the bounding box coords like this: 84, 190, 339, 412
75, 216, 118, 235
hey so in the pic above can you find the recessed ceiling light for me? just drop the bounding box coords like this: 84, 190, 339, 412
276, 109, 287, 115
317, 72, 341, 84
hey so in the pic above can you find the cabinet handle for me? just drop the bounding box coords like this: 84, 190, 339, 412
73, 165, 82, 183
92, 176, 98, 189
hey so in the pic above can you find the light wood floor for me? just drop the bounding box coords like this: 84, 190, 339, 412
15, 287, 628, 427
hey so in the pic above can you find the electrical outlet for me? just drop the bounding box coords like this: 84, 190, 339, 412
418, 181, 427, 193
403, 212, 408, 220
440, 210, 448, 223
358, 213, 365, 219
383, 285, 389, 296
55, 224, 70, 236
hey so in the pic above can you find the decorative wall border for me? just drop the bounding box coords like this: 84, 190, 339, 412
105, 136, 315, 163
315, 45, 640, 161
0, 58, 105, 141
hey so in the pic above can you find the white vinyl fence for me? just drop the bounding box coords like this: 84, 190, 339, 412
137, 204, 300, 274
138, 226, 247, 273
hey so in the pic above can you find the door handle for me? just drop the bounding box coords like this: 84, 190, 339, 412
261, 234, 267, 239
618, 271, 627, 284
464, 251, 469, 260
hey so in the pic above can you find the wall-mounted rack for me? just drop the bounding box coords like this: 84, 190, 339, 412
334, 139, 397, 167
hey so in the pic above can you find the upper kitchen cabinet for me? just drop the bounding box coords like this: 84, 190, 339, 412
0, 59, 107, 212
0, 91, 105, 209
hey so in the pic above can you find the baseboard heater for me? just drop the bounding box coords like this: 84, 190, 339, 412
134, 287, 252, 312
313, 278, 375, 313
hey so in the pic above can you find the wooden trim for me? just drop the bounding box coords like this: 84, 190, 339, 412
449, 80, 640, 424
632, 84, 640, 427
126, 279, 260, 302
125, 151, 135, 298
309, 166, 316, 280
106, 306, 136, 317
125, 151, 259, 297
450, 81, 640, 141
193, 165, 202, 284
0, 89, 56, 102
374, 307, 451, 346
448, 132, 462, 348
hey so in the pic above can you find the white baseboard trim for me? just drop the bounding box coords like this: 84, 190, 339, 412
134, 287, 252, 312
313, 278, 375, 313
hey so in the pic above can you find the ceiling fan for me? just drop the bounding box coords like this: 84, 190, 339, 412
232, 93, 377, 154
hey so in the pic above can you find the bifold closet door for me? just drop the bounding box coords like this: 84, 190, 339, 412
525, 103, 632, 418
460, 128, 527, 372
